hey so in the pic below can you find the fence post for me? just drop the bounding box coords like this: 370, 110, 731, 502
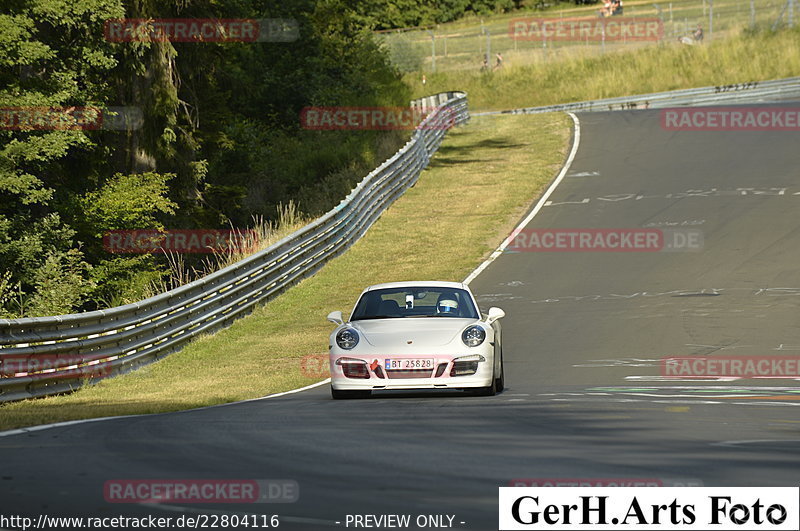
773, 0, 790, 30
478, 23, 483, 57
485, 28, 491, 67
601, 17, 606, 55
544, 31, 548, 62
426, 30, 436, 72
708, 0, 713, 41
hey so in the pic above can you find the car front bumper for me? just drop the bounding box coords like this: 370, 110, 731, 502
329, 351, 495, 391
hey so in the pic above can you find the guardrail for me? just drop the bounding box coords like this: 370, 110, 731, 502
473, 77, 800, 116
0, 92, 469, 402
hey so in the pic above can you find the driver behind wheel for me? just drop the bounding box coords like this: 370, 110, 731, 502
436, 293, 459, 315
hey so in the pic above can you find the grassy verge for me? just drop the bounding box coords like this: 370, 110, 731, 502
0, 112, 571, 430
409, 27, 800, 111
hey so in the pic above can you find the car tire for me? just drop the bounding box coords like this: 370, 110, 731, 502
331, 387, 371, 399
475, 367, 497, 397
494, 348, 505, 393
475, 347, 503, 397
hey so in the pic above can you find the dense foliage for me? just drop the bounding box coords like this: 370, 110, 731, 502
0, 0, 411, 316
353, 0, 523, 30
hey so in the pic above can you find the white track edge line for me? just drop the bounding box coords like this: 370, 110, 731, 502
0, 379, 330, 438
463, 111, 582, 285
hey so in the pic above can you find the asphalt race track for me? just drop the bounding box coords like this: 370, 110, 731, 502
2, 106, 800, 530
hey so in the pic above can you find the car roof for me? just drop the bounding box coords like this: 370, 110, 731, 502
363, 281, 469, 292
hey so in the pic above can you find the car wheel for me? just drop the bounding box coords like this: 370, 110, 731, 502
331, 387, 371, 399
494, 348, 505, 393
474, 365, 497, 397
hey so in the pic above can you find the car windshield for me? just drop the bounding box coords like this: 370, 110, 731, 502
351, 287, 479, 320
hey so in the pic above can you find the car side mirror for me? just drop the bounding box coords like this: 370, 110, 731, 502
486, 307, 505, 324
327, 310, 344, 325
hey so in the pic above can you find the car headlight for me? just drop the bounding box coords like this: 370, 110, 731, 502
461, 325, 486, 347
336, 328, 360, 350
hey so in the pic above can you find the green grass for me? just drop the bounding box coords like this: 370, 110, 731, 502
408, 26, 800, 111
0, 112, 572, 430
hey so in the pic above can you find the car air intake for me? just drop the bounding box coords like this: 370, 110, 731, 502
386, 369, 433, 379
450, 361, 479, 377
337, 359, 370, 379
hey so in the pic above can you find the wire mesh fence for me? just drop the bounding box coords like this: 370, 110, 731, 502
377, 0, 797, 74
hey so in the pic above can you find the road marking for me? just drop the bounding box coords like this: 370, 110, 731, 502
712, 439, 800, 448
567, 171, 600, 177
685, 343, 750, 350
544, 187, 793, 207
543, 198, 590, 207
573, 358, 662, 368
544, 385, 800, 407
626, 376, 745, 382
643, 220, 706, 227
524, 286, 800, 305
463, 112, 581, 285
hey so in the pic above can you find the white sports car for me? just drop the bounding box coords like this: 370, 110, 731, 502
326, 281, 505, 399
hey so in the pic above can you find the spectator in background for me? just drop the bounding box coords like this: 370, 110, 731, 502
599, 0, 613, 17
611, 0, 623, 15
481, 57, 489, 71
693, 24, 704, 43
422, 74, 427, 86
493, 52, 503, 70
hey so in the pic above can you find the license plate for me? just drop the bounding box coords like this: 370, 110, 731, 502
385, 358, 434, 370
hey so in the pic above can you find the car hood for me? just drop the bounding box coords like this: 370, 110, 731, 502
350, 318, 477, 348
